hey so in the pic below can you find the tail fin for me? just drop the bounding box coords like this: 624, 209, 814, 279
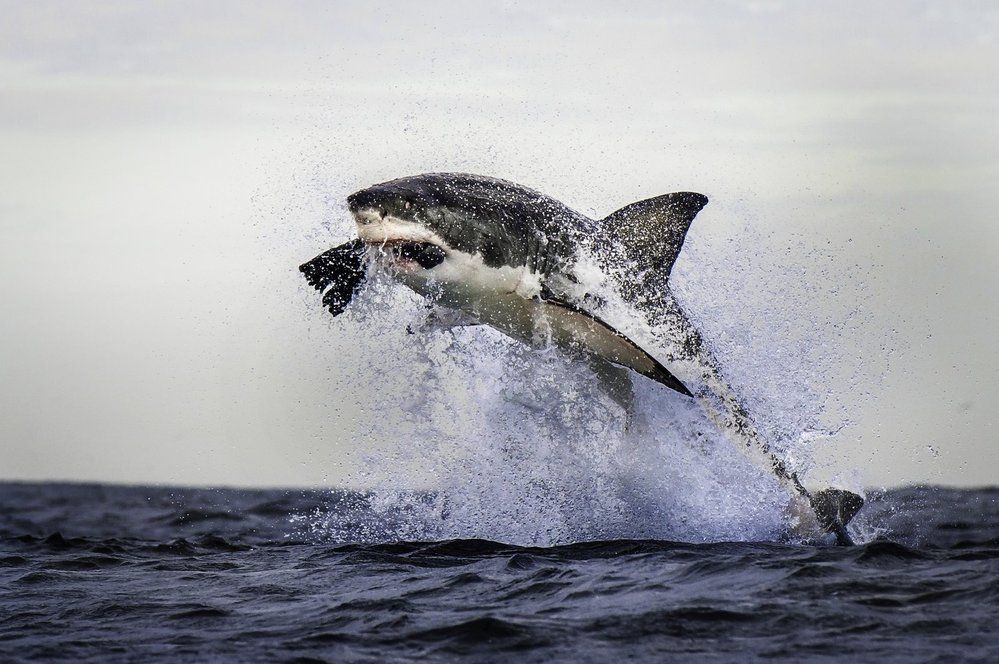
810, 488, 865, 545
299, 239, 367, 317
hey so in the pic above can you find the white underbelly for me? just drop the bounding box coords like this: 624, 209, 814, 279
398, 272, 665, 381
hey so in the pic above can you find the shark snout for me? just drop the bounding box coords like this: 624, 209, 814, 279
348, 180, 427, 220
351, 206, 384, 227
346, 188, 384, 215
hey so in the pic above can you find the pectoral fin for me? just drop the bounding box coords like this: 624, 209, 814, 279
537, 290, 693, 397
409, 306, 483, 334
585, 354, 636, 416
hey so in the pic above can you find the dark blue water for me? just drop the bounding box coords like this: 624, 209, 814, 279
1, 483, 997, 662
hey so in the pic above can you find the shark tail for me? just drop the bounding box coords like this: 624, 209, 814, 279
600, 190, 865, 544
810, 488, 866, 545
693, 374, 865, 544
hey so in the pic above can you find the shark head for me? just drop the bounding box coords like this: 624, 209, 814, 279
346, 173, 589, 278
347, 181, 455, 276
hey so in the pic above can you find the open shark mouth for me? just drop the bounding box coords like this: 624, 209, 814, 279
370, 240, 447, 270
299, 234, 446, 317
349, 208, 455, 272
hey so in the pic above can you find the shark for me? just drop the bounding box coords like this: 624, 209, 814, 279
300, 172, 864, 544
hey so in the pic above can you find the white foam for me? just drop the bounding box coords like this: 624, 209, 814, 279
301, 214, 870, 546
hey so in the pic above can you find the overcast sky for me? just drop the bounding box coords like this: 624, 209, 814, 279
1, 1, 997, 488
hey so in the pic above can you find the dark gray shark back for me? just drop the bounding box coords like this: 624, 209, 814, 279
325, 172, 710, 325
348, 173, 597, 273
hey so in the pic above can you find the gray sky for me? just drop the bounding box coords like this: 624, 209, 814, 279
1, 1, 997, 489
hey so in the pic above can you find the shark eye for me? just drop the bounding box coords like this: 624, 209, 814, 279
397, 242, 446, 269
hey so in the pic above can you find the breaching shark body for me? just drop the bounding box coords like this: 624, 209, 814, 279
300, 173, 863, 544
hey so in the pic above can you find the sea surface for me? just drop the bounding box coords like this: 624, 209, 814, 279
1, 482, 997, 662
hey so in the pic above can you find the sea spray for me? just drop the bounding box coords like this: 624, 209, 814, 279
301, 280, 792, 545
298, 205, 872, 546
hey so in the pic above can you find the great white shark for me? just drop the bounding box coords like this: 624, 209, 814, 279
300, 173, 864, 544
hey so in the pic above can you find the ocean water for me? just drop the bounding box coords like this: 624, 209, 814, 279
1, 482, 997, 662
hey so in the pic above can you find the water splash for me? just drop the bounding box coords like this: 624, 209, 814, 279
295, 206, 876, 547
297, 279, 812, 545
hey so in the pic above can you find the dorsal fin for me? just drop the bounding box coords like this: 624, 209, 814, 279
601, 192, 708, 279
598, 192, 707, 322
